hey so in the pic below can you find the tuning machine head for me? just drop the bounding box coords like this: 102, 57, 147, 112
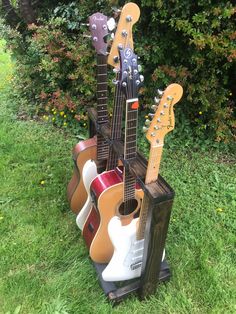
151, 104, 158, 112
145, 119, 151, 126
157, 89, 164, 96
107, 17, 116, 31
143, 126, 149, 133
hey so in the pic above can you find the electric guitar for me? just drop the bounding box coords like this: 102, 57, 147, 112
67, 12, 109, 214
102, 83, 183, 281
83, 48, 144, 264
76, 2, 140, 230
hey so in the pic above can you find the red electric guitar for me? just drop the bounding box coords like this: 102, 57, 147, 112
83, 47, 144, 263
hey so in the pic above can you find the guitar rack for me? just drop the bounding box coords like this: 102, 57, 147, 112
87, 107, 175, 303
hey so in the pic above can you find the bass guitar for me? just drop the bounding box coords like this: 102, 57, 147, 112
76, 2, 140, 230
102, 83, 183, 281
83, 47, 144, 263
67, 12, 109, 214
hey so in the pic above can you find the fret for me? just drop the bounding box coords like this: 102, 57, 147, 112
97, 64, 107, 67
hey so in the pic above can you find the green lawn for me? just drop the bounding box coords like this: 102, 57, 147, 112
0, 39, 236, 313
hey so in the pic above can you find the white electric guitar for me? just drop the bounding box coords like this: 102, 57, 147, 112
102, 83, 183, 281
76, 3, 140, 230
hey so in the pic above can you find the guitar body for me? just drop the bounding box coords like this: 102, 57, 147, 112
102, 216, 165, 281
67, 136, 97, 214
83, 167, 144, 263
76, 159, 98, 230
102, 216, 142, 281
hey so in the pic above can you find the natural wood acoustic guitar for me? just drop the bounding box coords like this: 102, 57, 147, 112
67, 12, 110, 214
83, 47, 144, 263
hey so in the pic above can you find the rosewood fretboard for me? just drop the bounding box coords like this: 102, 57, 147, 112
123, 99, 139, 212
96, 54, 109, 161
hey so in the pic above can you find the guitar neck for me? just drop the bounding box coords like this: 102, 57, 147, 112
136, 144, 164, 240
106, 81, 124, 171
123, 99, 139, 209
96, 54, 109, 160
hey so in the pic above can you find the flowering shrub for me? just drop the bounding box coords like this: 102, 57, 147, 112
1, 1, 235, 142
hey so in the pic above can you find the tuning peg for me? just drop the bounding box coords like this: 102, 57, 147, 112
154, 97, 160, 104
126, 15, 132, 22
81, 23, 90, 27
136, 80, 141, 85
112, 6, 121, 14
113, 68, 120, 73
83, 34, 92, 38
151, 104, 157, 111
107, 17, 116, 31
122, 30, 128, 37
167, 95, 173, 101
140, 75, 144, 82
113, 56, 119, 63
157, 89, 164, 96
112, 79, 119, 85
143, 126, 149, 133
148, 113, 155, 119
138, 64, 142, 72
145, 119, 151, 126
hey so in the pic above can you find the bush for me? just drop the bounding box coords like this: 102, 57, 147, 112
1, 0, 235, 142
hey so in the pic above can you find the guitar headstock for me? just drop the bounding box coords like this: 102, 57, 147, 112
89, 12, 108, 55
118, 47, 143, 100
108, 2, 140, 68
145, 84, 183, 146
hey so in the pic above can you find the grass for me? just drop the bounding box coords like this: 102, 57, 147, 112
0, 39, 236, 313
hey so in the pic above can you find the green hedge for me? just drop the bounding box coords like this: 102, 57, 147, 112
1, 0, 235, 142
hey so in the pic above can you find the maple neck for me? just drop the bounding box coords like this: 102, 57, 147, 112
106, 81, 124, 171
136, 144, 164, 240
123, 99, 139, 210
96, 54, 109, 161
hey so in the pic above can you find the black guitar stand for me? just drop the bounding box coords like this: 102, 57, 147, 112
87, 108, 174, 303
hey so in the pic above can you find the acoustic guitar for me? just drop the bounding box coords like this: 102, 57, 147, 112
76, 2, 140, 230
83, 48, 144, 263
102, 84, 183, 281
67, 12, 110, 214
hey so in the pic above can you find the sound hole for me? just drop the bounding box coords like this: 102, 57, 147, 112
118, 198, 139, 216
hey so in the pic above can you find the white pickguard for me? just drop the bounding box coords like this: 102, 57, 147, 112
102, 216, 165, 281
76, 160, 98, 230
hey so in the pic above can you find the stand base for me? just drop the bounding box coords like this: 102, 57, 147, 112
93, 259, 171, 303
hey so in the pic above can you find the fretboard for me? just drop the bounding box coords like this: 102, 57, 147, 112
136, 144, 164, 239
106, 80, 124, 171
96, 54, 109, 160
123, 99, 139, 209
